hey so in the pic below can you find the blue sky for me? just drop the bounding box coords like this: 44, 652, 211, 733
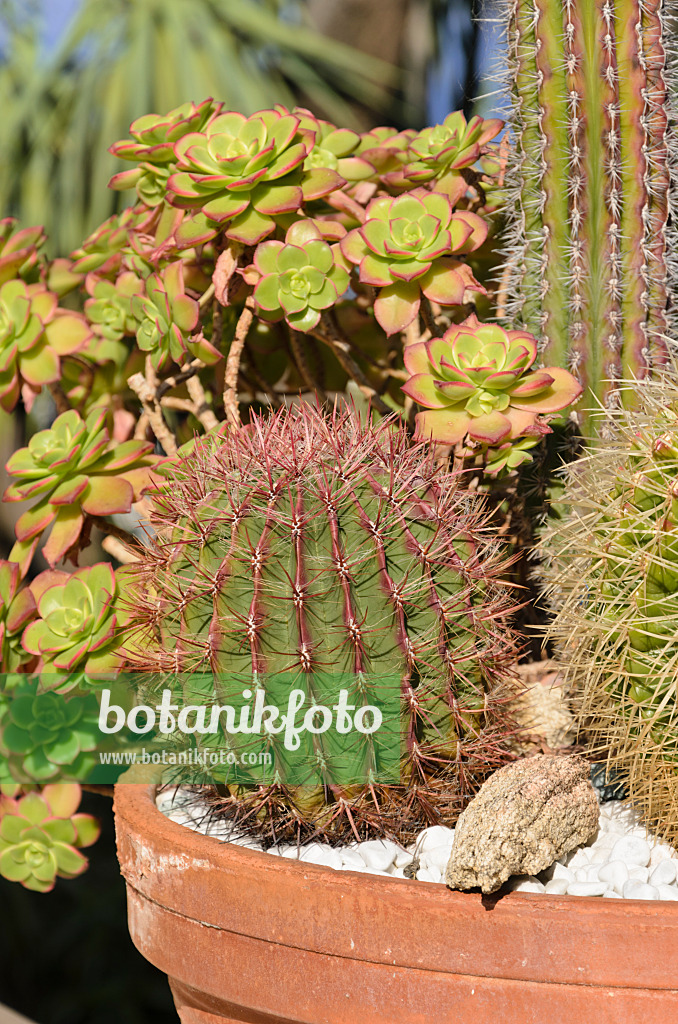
42, 0, 80, 50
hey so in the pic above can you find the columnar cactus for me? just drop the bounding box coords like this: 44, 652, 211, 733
125, 404, 520, 843
502, 0, 674, 435
541, 375, 678, 844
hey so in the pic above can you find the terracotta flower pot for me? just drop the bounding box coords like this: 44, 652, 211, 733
114, 785, 678, 1024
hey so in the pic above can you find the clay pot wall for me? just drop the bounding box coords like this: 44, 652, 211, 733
114, 785, 678, 1024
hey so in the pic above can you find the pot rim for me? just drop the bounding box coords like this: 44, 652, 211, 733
114, 783, 678, 915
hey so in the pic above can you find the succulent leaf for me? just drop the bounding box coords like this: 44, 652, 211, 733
21, 564, 121, 673
402, 314, 582, 457
0, 782, 98, 891
340, 190, 486, 335
248, 222, 349, 331
4, 409, 159, 566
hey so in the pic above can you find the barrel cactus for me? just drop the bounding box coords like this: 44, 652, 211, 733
541, 375, 678, 844
124, 404, 519, 843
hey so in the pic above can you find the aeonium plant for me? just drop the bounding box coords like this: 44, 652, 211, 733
401, 315, 583, 471
0, 98, 583, 889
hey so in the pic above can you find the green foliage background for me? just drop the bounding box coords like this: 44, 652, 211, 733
0, 0, 404, 254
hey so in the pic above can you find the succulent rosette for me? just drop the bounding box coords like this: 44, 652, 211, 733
340, 189, 487, 334
402, 315, 583, 446
0, 784, 100, 892
70, 205, 158, 275
0, 281, 92, 412
4, 408, 159, 570
355, 126, 416, 181
167, 107, 331, 244
0, 220, 46, 286
131, 261, 217, 370
21, 564, 122, 674
246, 221, 350, 332
0, 679, 100, 782
295, 109, 372, 184
483, 434, 547, 476
0, 562, 37, 671
85, 271, 145, 342
109, 98, 222, 207
402, 112, 503, 190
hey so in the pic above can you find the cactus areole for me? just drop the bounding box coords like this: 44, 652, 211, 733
124, 405, 519, 842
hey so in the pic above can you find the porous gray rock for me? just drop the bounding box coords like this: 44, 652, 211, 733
445, 754, 598, 894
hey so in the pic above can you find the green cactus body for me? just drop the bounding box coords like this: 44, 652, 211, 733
504, 0, 672, 436
126, 405, 518, 842
542, 377, 678, 843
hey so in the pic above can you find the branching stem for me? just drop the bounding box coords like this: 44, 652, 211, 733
128, 357, 178, 456
223, 298, 255, 427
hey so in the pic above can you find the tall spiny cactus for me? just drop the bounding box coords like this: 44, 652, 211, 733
541, 374, 678, 843
500, 0, 676, 436
124, 404, 520, 843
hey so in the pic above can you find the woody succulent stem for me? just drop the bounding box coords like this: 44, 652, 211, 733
223, 299, 255, 428
127, 359, 178, 456
504, 0, 672, 437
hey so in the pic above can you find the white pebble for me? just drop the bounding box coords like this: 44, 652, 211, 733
600, 818, 626, 835
511, 876, 544, 893
650, 860, 677, 886
567, 881, 607, 897
610, 804, 642, 825
650, 844, 676, 867
300, 844, 343, 870
389, 866, 409, 879
610, 836, 651, 867
567, 848, 592, 868
422, 844, 453, 874
622, 880, 659, 900
167, 811, 196, 827
656, 884, 678, 901
227, 835, 261, 850
543, 879, 569, 895
416, 826, 455, 853
597, 861, 629, 895
627, 865, 649, 883
394, 847, 414, 868
417, 867, 442, 883
358, 840, 397, 872
592, 831, 617, 849
159, 789, 678, 901
340, 849, 368, 870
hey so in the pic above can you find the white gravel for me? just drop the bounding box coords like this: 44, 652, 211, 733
156, 788, 678, 901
